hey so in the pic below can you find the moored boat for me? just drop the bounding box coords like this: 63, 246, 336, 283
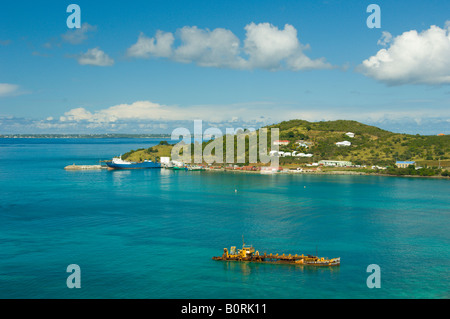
106, 156, 161, 170
172, 166, 187, 171
188, 165, 206, 171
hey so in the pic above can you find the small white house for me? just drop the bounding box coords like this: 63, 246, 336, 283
306, 163, 319, 167
294, 153, 313, 158
336, 141, 351, 147
296, 140, 312, 148
345, 132, 355, 138
319, 160, 352, 167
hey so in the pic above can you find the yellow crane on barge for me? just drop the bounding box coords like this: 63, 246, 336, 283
212, 238, 340, 266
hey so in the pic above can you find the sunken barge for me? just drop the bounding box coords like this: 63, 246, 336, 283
213, 242, 340, 266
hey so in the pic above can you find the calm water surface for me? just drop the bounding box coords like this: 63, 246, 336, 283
0, 138, 449, 298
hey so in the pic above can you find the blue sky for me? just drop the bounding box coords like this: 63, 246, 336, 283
0, 0, 449, 134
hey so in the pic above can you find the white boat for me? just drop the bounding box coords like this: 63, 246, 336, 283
106, 155, 161, 169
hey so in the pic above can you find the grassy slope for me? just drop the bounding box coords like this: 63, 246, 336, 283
269, 120, 450, 167
122, 144, 173, 162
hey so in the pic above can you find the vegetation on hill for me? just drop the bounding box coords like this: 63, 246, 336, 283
384, 165, 446, 177
266, 119, 449, 167
122, 119, 450, 175
122, 141, 173, 162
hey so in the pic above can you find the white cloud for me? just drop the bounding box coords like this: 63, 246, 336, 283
173, 26, 245, 68
62, 23, 97, 44
60, 101, 165, 123
60, 107, 95, 122
76, 48, 114, 66
59, 100, 280, 125
127, 31, 174, 58
4, 99, 450, 134
377, 31, 392, 47
359, 22, 450, 85
57, 99, 450, 131
243, 23, 298, 69
126, 23, 332, 71
0, 83, 19, 97
243, 23, 331, 70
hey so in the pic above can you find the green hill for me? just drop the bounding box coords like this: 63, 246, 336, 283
122, 141, 173, 162
268, 119, 449, 167
123, 119, 450, 169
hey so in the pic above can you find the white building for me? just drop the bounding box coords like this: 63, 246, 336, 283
345, 132, 355, 138
319, 160, 352, 167
296, 140, 312, 148
295, 153, 313, 157
336, 141, 351, 147
396, 161, 415, 168
306, 163, 319, 166
160, 157, 170, 164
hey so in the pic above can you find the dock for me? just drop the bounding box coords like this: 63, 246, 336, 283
64, 164, 104, 170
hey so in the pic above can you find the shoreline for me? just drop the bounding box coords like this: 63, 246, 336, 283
202, 167, 450, 179
63, 162, 449, 179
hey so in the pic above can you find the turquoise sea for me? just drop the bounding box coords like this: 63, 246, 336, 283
0, 138, 449, 299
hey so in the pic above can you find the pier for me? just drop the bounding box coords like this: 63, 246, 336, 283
64, 164, 105, 170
